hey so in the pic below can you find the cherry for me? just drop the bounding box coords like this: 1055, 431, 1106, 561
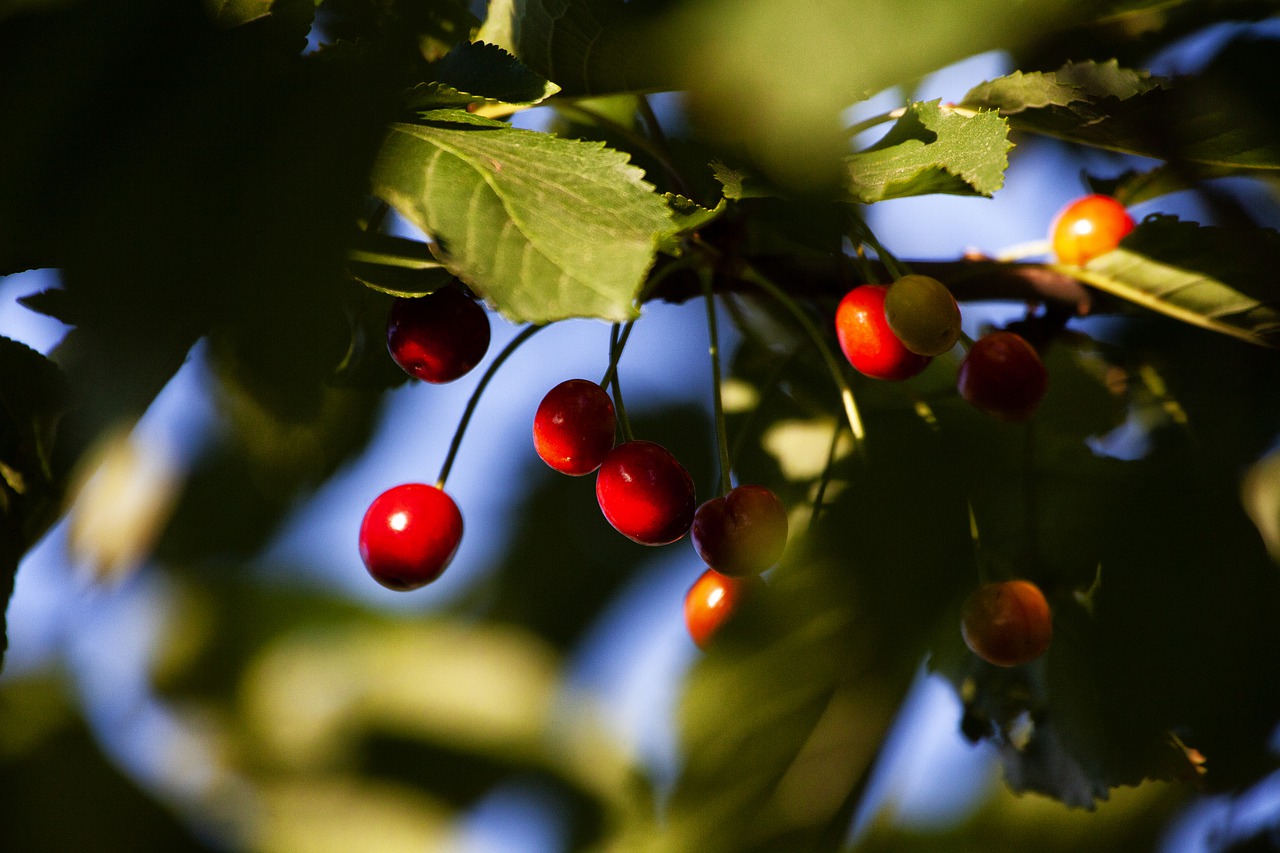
957, 331, 1048, 422
533, 379, 616, 476
835, 284, 932, 381
690, 484, 788, 577
961, 579, 1053, 666
595, 440, 696, 545
1050, 194, 1135, 266
386, 286, 491, 383
883, 274, 962, 357
359, 483, 463, 591
684, 569, 763, 649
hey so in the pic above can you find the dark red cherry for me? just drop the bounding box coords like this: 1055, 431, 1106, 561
595, 440, 695, 545
957, 331, 1049, 422
387, 286, 491, 383
533, 379, 616, 476
359, 483, 463, 590
691, 484, 788, 577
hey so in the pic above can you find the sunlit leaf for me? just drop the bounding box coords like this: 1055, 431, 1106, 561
372, 110, 673, 323
845, 101, 1012, 203
1066, 214, 1280, 347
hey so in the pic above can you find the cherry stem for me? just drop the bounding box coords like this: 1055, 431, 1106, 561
435, 323, 544, 489
700, 268, 733, 495
598, 320, 635, 391
606, 322, 636, 444
739, 264, 867, 445
849, 211, 911, 277
808, 416, 845, 533
844, 106, 906, 139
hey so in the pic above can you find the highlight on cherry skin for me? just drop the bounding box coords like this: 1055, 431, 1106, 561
691, 484, 788, 577
684, 568, 764, 650
834, 284, 932, 381
533, 379, 617, 476
386, 284, 492, 384
961, 579, 1053, 667
359, 483, 464, 591
595, 440, 696, 546
957, 331, 1049, 423
883, 274, 963, 357
1049, 194, 1136, 266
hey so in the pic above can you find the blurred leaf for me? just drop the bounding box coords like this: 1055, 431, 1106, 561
659, 0, 1103, 190
855, 779, 1184, 853
65, 427, 182, 585
252, 777, 455, 853
372, 110, 673, 323
1069, 214, 1280, 347
845, 101, 1012, 203
0, 677, 218, 852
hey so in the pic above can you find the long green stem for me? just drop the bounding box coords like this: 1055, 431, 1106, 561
808, 416, 845, 533
598, 320, 635, 397
740, 265, 866, 444
848, 214, 909, 280
436, 324, 544, 489
844, 106, 906, 139
701, 269, 732, 495
606, 322, 635, 443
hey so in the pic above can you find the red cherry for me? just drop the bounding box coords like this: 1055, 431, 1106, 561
957, 331, 1049, 422
835, 285, 932, 381
359, 483, 463, 591
595, 440, 696, 545
1050, 194, 1135, 266
533, 380, 616, 476
387, 286, 491, 383
690, 484, 788, 577
961, 579, 1053, 666
684, 569, 763, 649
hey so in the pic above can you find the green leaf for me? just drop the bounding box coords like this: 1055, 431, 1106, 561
404, 41, 560, 110
845, 100, 1012, 203
346, 230, 452, 297
657, 193, 725, 254
965, 42, 1280, 170
962, 59, 1165, 115
371, 110, 673, 323
475, 0, 654, 95
1064, 214, 1280, 347
710, 160, 775, 201
1087, 164, 1242, 207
